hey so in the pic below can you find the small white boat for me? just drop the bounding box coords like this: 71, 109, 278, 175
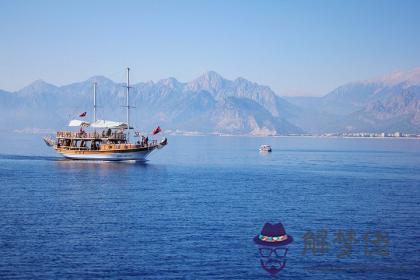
259, 145, 272, 152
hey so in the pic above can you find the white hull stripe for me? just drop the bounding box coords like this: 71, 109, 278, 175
59, 150, 153, 161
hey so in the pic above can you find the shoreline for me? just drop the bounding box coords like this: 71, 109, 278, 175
8, 131, 420, 140
165, 133, 420, 139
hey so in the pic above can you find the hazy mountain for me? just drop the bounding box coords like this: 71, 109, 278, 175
319, 69, 420, 115
1, 69, 419, 136
0, 71, 301, 136
285, 68, 420, 133
131, 71, 302, 135
343, 88, 420, 133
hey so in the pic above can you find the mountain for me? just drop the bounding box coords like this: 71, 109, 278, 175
1, 69, 419, 136
0, 71, 301, 136
343, 88, 420, 133
319, 68, 420, 115
132, 71, 302, 135
285, 68, 420, 133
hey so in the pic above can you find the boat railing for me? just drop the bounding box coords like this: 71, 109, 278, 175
99, 140, 159, 151
150, 140, 158, 147
57, 131, 126, 140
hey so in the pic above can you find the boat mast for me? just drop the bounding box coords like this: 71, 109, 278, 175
126, 67, 130, 141
93, 82, 97, 122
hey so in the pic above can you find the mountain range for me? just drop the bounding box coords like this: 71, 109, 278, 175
285, 68, 420, 133
0, 68, 419, 136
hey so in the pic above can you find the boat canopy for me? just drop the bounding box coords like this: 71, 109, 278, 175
68, 119, 90, 127
90, 120, 128, 129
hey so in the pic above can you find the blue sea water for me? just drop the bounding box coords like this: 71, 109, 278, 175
0, 135, 419, 279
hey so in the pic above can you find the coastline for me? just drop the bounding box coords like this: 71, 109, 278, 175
8, 130, 420, 140
165, 132, 420, 140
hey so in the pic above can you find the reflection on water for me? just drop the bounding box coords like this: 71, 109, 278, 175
0, 154, 61, 161
53, 158, 168, 184
55, 159, 148, 170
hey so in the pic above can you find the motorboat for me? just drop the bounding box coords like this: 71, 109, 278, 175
259, 145, 272, 152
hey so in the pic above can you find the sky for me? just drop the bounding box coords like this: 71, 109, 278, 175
1, 0, 419, 96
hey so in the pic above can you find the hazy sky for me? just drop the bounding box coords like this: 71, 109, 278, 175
1, 0, 419, 96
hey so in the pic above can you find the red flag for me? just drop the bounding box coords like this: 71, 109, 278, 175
79, 112, 87, 117
152, 126, 161, 135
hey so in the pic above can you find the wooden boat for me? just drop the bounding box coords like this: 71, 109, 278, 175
43, 68, 167, 161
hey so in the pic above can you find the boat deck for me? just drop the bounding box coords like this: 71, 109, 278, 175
56, 131, 126, 140
56, 141, 158, 152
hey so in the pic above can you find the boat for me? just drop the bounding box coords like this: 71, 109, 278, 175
259, 145, 272, 152
43, 67, 167, 161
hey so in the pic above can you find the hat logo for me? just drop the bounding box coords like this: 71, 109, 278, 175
254, 222, 293, 275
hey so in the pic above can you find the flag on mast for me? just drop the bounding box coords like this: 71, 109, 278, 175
152, 126, 161, 135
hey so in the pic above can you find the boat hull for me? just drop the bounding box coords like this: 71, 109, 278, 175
55, 147, 156, 161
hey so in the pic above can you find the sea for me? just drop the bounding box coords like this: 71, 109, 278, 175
0, 135, 419, 279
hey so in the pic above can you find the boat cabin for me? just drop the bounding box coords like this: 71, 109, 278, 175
55, 119, 157, 152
